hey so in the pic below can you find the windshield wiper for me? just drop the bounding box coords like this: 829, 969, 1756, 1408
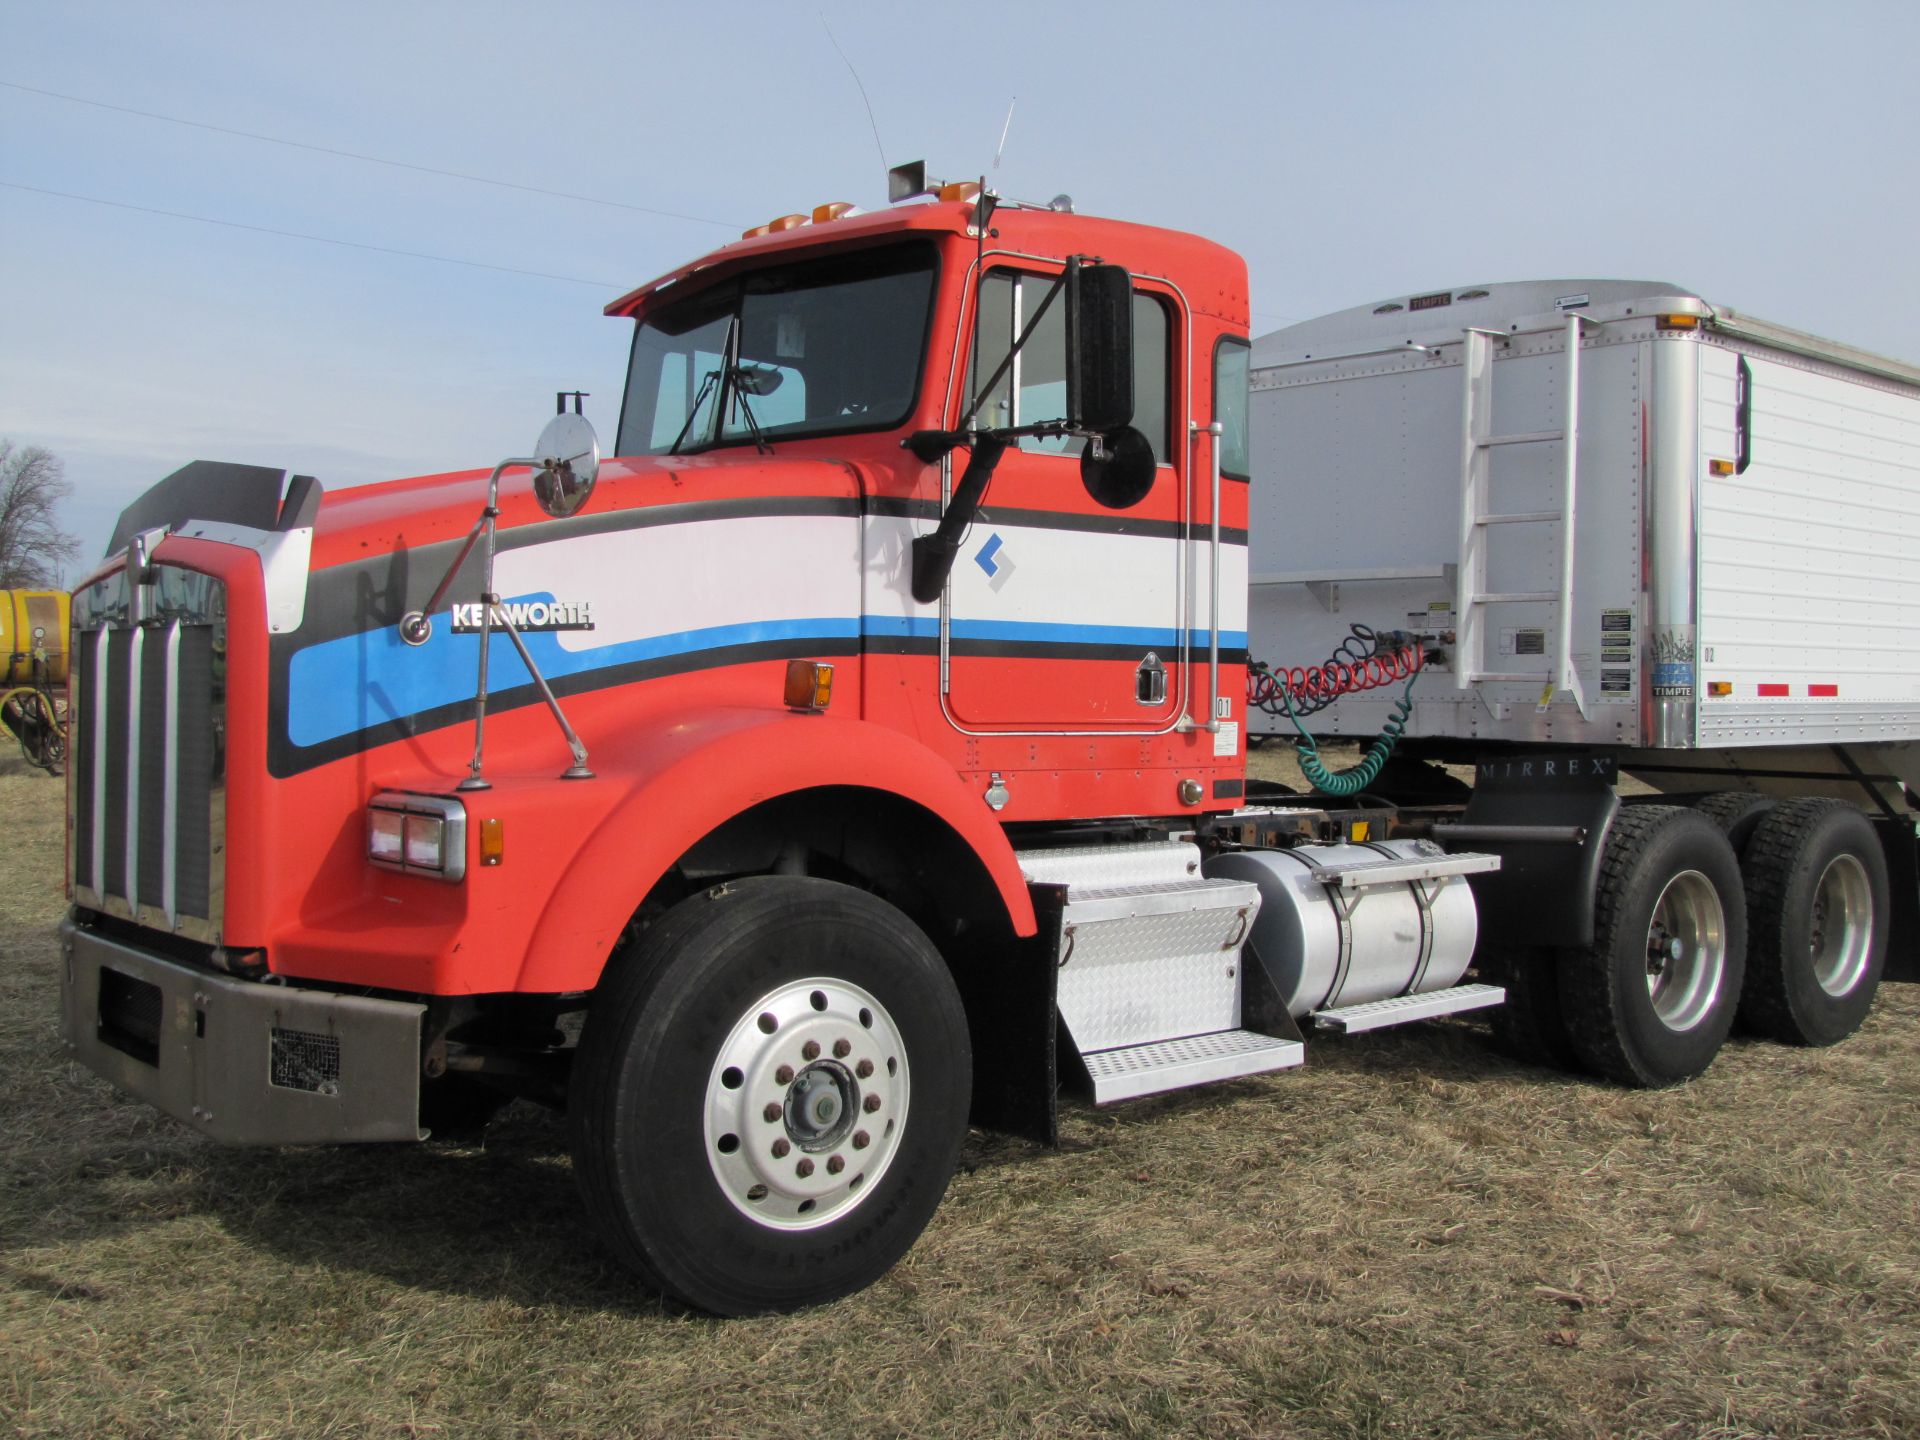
668, 366, 723, 456
728, 371, 773, 456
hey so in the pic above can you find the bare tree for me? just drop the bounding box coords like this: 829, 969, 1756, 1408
0, 440, 80, 589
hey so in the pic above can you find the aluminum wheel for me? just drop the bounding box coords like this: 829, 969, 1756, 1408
1809, 853, 1874, 997
1644, 868, 1727, 1032
704, 977, 909, 1231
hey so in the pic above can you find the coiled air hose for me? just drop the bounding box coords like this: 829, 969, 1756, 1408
1280, 670, 1419, 796
1248, 625, 1424, 797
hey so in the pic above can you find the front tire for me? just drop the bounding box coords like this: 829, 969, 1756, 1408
569, 877, 971, 1315
1561, 807, 1746, 1087
1736, 798, 1887, 1047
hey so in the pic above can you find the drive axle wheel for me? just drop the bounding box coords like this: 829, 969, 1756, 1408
1737, 798, 1887, 1047
1561, 806, 1746, 1087
569, 877, 971, 1315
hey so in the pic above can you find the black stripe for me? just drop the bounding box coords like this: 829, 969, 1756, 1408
865, 495, 1249, 546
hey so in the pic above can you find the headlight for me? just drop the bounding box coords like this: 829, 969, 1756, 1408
367, 793, 467, 882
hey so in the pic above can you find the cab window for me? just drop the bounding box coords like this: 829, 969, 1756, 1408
970, 271, 1172, 463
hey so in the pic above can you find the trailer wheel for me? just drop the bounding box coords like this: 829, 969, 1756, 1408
1560, 807, 1746, 1087
1736, 799, 1887, 1047
1476, 944, 1578, 1071
1690, 791, 1775, 856
568, 876, 971, 1315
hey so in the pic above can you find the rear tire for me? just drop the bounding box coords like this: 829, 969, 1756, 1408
1736, 798, 1887, 1047
569, 877, 972, 1315
1560, 807, 1746, 1087
1691, 791, 1775, 856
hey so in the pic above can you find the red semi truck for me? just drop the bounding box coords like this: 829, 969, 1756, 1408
59, 165, 1914, 1314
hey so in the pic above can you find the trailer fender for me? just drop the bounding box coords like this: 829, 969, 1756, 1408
514, 708, 1036, 992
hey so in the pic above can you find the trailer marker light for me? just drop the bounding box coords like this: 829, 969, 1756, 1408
479, 817, 505, 867
1758, 683, 1789, 697
1707, 681, 1732, 697
1709, 459, 1736, 476
784, 661, 835, 712
1349, 820, 1372, 841
1809, 683, 1839, 697
1657, 314, 1701, 330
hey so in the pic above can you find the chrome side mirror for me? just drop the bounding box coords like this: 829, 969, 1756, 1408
531, 411, 600, 519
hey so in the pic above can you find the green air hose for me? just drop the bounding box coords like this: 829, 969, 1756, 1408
1280, 669, 1420, 797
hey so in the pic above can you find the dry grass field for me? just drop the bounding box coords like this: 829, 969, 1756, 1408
4, 751, 1919, 1439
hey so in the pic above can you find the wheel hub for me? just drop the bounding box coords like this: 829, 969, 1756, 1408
1643, 869, 1726, 1032
1810, 853, 1873, 997
704, 978, 909, 1231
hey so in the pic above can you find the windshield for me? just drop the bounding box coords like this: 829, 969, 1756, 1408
616, 243, 938, 456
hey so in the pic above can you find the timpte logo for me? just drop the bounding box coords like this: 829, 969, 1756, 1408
450, 600, 595, 633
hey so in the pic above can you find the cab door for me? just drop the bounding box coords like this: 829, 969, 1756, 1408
943, 266, 1189, 731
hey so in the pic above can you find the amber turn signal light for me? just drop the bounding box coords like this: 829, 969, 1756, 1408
784, 660, 835, 711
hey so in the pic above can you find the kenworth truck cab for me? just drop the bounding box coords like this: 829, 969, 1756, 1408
59, 168, 1905, 1315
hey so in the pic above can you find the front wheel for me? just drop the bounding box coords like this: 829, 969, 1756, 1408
1561, 806, 1747, 1087
569, 877, 972, 1315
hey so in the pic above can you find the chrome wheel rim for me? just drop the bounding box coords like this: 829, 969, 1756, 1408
1810, 854, 1874, 997
1644, 869, 1726, 1032
705, 978, 909, 1231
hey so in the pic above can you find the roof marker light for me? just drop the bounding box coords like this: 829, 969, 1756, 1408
937, 181, 981, 203
1657, 314, 1702, 330
767, 213, 808, 232
813, 201, 857, 223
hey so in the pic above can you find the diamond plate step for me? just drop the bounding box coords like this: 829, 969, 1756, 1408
1082, 1028, 1304, 1105
1311, 983, 1506, 1034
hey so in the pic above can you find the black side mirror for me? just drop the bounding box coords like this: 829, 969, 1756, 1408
1080, 426, 1157, 509
1066, 261, 1134, 434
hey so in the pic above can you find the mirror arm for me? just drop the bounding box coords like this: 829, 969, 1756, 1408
399, 457, 526, 645
909, 434, 1009, 603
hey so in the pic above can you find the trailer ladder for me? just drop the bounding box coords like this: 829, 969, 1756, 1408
1455, 314, 1594, 719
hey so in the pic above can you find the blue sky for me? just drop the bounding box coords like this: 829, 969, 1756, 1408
3, 0, 1916, 564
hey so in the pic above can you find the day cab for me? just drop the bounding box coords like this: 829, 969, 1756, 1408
58, 167, 1258, 1313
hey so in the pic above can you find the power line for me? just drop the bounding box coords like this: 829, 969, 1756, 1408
1, 180, 622, 289
0, 78, 744, 231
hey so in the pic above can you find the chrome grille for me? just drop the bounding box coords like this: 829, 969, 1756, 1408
71, 562, 226, 941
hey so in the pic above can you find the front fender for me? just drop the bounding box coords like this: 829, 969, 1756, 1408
514, 708, 1036, 991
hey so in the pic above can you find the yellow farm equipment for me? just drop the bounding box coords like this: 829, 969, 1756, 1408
1, 589, 69, 773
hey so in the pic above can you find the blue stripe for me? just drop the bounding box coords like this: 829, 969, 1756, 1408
287, 599, 1249, 748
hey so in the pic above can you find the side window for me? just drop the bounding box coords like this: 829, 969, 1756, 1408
1214, 337, 1250, 480
970, 272, 1173, 464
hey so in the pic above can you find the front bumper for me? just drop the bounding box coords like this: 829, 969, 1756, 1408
59, 917, 426, 1144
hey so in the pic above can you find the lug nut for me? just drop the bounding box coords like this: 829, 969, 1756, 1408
827, 1155, 845, 1175
802, 1040, 821, 1061
796, 1158, 815, 1178
775, 1065, 794, 1085
853, 1130, 871, 1150
763, 1103, 783, 1123
856, 1059, 874, 1079
772, 1138, 790, 1158
863, 1093, 882, 1113
833, 1038, 851, 1058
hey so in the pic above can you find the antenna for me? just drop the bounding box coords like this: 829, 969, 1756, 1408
820, 13, 887, 175
994, 98, 1016, 170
